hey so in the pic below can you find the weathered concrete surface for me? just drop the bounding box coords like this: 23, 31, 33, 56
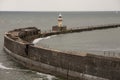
3, 25, 120, 80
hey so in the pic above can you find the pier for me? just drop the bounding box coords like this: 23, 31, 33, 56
39, 24, 120, 38
3, 24, 120, 80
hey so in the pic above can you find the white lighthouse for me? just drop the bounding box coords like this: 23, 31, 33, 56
58, 13, 63, 27
52, 13, 67, 31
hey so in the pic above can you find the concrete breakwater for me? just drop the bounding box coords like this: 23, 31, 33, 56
39, 24, 120, 39
3, 24, 120, 80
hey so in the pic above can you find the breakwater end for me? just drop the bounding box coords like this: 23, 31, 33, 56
3, 24, 120, 80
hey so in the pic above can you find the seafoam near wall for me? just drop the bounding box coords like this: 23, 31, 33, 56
4, 26, 120, 80
32, 35, 56, 44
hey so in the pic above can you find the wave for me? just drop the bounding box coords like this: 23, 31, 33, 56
0, 63, 57, 80
36, 72, 57, 80
0, 63, 13, 70
32, 35, 56, 44
32, 38, 44, 44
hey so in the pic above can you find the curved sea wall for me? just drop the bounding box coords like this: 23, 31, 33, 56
3, 25, 120, 80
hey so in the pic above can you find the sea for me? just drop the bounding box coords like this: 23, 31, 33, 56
0, 11, 120, 80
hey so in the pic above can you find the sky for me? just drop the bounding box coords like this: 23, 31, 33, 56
0, 0, 120, 11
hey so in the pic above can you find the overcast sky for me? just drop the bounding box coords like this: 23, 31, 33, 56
0, 0, 120, 11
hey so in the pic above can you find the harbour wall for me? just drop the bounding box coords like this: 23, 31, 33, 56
4, 25, 120, 80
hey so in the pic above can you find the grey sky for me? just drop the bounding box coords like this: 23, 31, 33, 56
0, 0, 120, 11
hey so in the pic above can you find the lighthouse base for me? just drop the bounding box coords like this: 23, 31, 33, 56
52, 25, 67, 32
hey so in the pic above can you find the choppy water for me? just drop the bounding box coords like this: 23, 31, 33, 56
0, 11, 120, 80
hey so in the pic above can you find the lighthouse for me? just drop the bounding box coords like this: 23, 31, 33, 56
52, 13, 67, 31
58, 13, 63, 27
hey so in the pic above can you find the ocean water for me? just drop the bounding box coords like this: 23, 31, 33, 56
0, 11, 120, 80
37, 27, 120, 56
36, 12, 120, 57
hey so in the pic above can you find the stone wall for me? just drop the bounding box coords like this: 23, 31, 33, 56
4, 35, 27, 57
4, 26, 120, 80
28, 45, 120, 80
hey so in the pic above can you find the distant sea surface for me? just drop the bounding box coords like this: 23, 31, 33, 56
0, 11, 120, 80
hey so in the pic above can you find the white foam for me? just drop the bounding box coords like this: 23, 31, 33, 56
0, 63, 13, 70
47, 75, 56, 80
32, 35, 56, 44
32, 38, 44, 44
44, 36, 51, 39
36, 72, 56, 80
